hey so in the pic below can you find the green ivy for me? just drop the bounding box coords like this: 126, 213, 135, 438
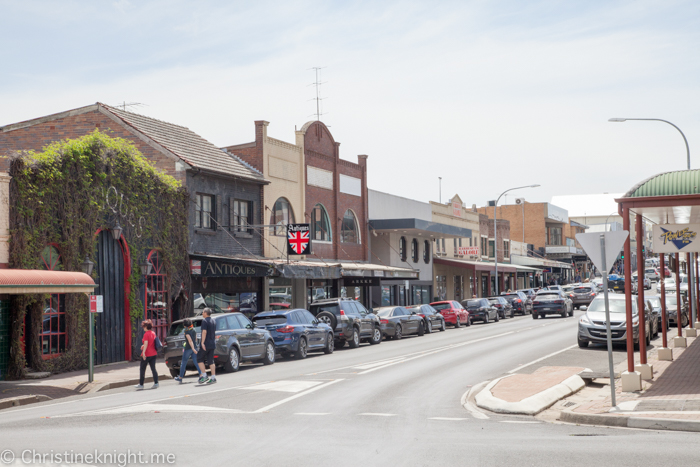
7, 130, 189, 378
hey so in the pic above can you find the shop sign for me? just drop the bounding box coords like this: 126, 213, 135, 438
457, 246, 479, 256
89, 295, 103, 313
452, 201, 462, 217
287, 224, 312, 255
191, 258, 272, 277
343, 277, 380, 287
653, 224, 700, 253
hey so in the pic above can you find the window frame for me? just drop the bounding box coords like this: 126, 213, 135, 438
423, 240, 430, 264
270, 197, 295, 236
311, 203, 332, 242
399, 236, 407, 261
411, 238, 418, 263
231, 198, 252, 233
39, 245, 66, 359
195, 193, 215, 230
340, 209, 360, 244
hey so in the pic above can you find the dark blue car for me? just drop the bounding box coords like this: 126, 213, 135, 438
252, 309, 334, 359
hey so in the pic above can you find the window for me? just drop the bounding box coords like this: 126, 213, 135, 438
549, 227, 562, 245
453, 238, 457, 256
481, 237, 488, 257
145, 250, 168, 342
488, 240, 495, 258
231, 199, 252, 233
195, 194, 214, 229
411, 238, 418, 263
399, 237, 407, 261
441, 238, 446, 256
436, 275, 447, 301
424, 240, 430, 264
341, 209, 360, 243
39, 246, 66, 358
311, 204, 331, 241
270, 198, 295, 236
503, 240, 510, 258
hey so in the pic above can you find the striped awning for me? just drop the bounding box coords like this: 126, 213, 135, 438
0, 270, 96, 294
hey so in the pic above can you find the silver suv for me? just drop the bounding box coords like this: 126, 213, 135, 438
577, 295, 651, 350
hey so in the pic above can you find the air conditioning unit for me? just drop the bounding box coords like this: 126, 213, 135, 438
515, 198, 525, 205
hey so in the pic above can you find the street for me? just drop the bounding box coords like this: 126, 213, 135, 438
1, 300, 695, 467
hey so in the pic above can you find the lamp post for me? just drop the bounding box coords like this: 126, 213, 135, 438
609, 118, 690, 169
81, 256, 95, 383
494, 185, 540, 295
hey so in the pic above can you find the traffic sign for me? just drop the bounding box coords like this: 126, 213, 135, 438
89, 295, 103, 313
576, 231, 629, 274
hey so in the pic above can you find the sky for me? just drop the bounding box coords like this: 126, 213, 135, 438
2, 0, 699, 208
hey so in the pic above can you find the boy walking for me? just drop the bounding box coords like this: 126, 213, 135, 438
197, 308, 217, 384
173, 318, 205, 383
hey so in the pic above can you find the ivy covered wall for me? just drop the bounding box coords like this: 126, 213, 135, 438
7, 131, 189, 378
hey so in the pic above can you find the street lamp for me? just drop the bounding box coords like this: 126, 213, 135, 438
140, 259, 153, 276
604, 211, 619, 232
494, 184, 540, 295
81, 255, 94, 276
111, 223, 123, 241
608, 118, 690, 169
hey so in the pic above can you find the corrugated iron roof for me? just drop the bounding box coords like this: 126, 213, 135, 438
0, 270, 95, 286
101, 104, 267, 183
624, 169, 700, 198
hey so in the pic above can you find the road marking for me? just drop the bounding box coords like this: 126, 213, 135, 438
461, 382, 490, 420
429, 417, 468, 421
295, 412, 331, 416
55, 403, 242, 416
240, 380, 324, 393
0, 392, 122, 415
359, 413, 396, 417
252, 379, 344, 413
500, 420, 541, 424
506, 344, 578, 374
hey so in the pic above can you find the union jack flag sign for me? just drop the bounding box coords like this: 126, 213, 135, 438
287, 224, 312, 255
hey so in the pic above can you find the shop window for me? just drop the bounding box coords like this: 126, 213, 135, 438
39, 246, 66, 358
423, 240, 430, 264
411, 239, 418, 263
145, 251, 169, 342
271, 198, 295, 236
341, 209, 360, 244
436, 275, 447, 301
308, 280, 333, 303
231, 199, 252, 233
548, 227, 562, 245
412, 286, 432, 305
454, 276, 463, 302
381, 286, 391, 306
269, 278, 292, 309
196, 292, 258, 319
399, 236, 407, 261
195, 194, 214, 229
311, 204, 331, 242
399, 285, 406, 306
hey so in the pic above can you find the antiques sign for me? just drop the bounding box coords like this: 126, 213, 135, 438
288, 224, 312, 255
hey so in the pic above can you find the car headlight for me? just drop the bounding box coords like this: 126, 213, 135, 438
632, 317, 639, 326
579, 315, 590, 325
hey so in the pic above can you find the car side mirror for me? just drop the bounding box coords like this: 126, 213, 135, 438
410, 311, 416, 315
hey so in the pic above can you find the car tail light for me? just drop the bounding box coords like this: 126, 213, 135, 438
590, 292, 596, 297
554, 300, 564, 304
380, 319, 389, 324
516, 299, 522, 303
418, 314, 425, 317
277, 325, 295, 333
340, 310, 349, 321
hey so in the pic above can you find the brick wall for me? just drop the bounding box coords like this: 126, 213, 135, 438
477, 203, 547, 251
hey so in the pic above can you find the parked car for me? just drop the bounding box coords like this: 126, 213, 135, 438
430, 300, 470, 327
164, 312, 275, 377
546, 285, 564, 292
632, 274, 651, 292
252, 309, 334, 359
487, 296, 514, 319
590, 277, 603, 291
577, 294, 652, 350
645, 268, 660, 282
665, 294, 689, 328
501, 291, 532, 315
375, 306, 426, 340
608, 275, 626, 293
308, 298, 382, 348
644, 295, 665, 336
406, 304, 446, 333
462, 298, 499, 324
532, 289, 573, 319
567, 284, 597, 309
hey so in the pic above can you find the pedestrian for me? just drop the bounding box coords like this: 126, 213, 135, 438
197, 308, 217, 384
472, 294, 477, 299
173, 318, 204, 383
135, 319, 159, 390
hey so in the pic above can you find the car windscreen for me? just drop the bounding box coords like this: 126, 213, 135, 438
588, 299, 635, 314
487, 299, 500, 304
646, 269, 656, 274
431, 303, 451, 311
169, 320, 202, 336
647, 297, 661, 308
536, 293, 560, 298
252, 315, 288, 326
574, 287, 593, 293
465, 300, 481, 308
309, 303, 339, 316
666, 296, 678, 306
376, 307, 395, 317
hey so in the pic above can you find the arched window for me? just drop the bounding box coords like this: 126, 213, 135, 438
424, 240, 430, 264
145, 250, 168, 342
399, 236, 407, 261
411, 239, 419, 263
340, 209, 360, 244
311, 204, 331, 241
270, 198, 295, 236
39, 245, 66, 358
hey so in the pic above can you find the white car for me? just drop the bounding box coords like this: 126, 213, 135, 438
644, 268, 660, 282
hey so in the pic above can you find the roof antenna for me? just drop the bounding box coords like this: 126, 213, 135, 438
114, 101, 146, 111
308, 67, 327, 121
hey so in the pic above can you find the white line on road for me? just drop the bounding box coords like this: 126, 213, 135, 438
506, 344, 578, 374
252, 379, 344, 413
499, 420, 542, 424
428, 417, 469, 421
359, 413, 396, 416
295, 413, 331, 416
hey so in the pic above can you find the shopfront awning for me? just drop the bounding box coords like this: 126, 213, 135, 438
0, 270, 96, 294
340, 262, 420, 279
433, 257, 518, 273
266, 259, 420, 280
510, 255, 573, 270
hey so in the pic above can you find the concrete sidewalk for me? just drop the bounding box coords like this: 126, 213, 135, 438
0, 359, 172, 409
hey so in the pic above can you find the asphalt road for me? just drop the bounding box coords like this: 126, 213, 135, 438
0, 297, 695, 467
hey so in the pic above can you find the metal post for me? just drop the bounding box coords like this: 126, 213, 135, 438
494, 203, 498, 295
676, 253, 682, 337
622, 207, 635, 373
599, 234, 617, 406
636, 215, 647, 364
660, 253, 668, 348
688, 252, 696, 326
695, 253, 700, 324
88, 307, 94, 383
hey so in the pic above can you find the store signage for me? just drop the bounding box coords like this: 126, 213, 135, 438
287, 223, 312, 255
343, 277, 380, 287
190, 258, 272, 277
653, 224, 700, 253
452, 201, 462, 217
546, 203, 569, 223
457, 246, 479, 256
89, 295, 103, 313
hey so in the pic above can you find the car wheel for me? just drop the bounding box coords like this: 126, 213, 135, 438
224, 346, 240, 373
263, 341, 275, 365
440, 319, 447, 331
316, 311, 337, 329
455, 317, 461, 328
465, 316, 471, 327
169, 368, 179, 378
532, 313, 538, 320
578, 337, 588, 348
426, 320, 433, 334
369, 326, 382, 345
295, 337, 308, 360
348, 328, 360, 348
494, 312, 500, 322
395, 325, 403, 340
336, 339, 346, 349
634, 339, 640, 351
561, 310, 567, 318
646, 331, 651, 347
324, 334, 335, 354
417, 322, 425, 336
484, 314, 489, 324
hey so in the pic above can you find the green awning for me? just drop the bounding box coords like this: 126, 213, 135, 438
625, 169, 700, 198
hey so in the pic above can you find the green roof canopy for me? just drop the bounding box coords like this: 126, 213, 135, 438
625, 169, 700, 198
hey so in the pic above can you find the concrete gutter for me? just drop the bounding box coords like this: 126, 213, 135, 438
0, 395, 52, 410
560, 409, 700, 433
476, 374, 585, 416
89, 374, 170, 393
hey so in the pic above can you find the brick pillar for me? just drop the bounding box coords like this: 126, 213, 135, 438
0, 173, 10, 268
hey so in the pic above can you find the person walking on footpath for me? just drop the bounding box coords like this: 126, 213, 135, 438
135, 319, 159, 390
197, 308, 217, 384
173, 318, 204, 383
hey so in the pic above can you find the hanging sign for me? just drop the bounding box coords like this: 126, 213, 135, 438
89, 295, 103, 313
653, 224, 700, 253
287, 224, 312, 255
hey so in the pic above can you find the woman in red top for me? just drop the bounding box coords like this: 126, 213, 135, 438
135, 319, 159, 390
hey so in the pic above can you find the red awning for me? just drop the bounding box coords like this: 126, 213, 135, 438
0, 269, 96, 294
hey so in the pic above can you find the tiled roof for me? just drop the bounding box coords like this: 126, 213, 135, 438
101, 104, 266, 183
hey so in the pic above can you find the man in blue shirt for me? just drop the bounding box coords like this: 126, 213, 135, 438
197, 308, 217, 384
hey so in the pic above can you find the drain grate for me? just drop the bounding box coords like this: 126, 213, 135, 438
563, 402, 576, 408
